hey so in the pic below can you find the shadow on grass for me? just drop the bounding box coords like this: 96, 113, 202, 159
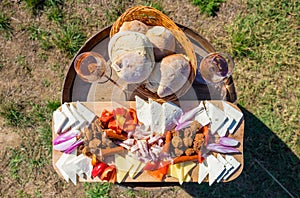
122, 105, 300, 197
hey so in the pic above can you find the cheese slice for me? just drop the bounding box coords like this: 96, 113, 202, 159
216, 118, 232, 137
183, 161, 196, 177
162, 102, 183, 132
53, 110, 67, 134
222, 101, 243, 134
198, 160, 209, 184
207, 154, 226, 186
69, 103, 88, 130
205, 101, 228, 135
56, 151, 78, 185
76, 101, 96, 124
135, 96, 151, 130
223, 155, 241, 180
69, 154, 93, 179
168, 162, 194, 184
125, 155, 144, 179
194, 101, 210, 126
61, 103, 78, 133
149, 98, 164, 134
115, 154, 133, 183
216, 154, 233, 182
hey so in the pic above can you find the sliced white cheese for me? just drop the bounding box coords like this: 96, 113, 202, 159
149, 98, 164, 134
216, 117, 232, 137
56, 151, 77, 185
216, 154, 233, 182
135, 96, 151, 130
125, 155, 144, 179
223, 155, 241, 180
194, 101, 210, 126
76, 101, 96, 124
198, 160, 209, 184
162, 102, 183, 132
53, 110, 67, 134
115, 154, 133, 183
207, 154, 226, 186
205, 101, 228, 135
69, 103, 88, 130
222, 101, 243, 134
70, 154, 93, 179
55, 152, 71, 182
61, 103, 78, 133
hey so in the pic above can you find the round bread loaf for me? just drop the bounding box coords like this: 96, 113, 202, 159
108, 31, 154, 61
108, 31, 155, 83
111, 51, 155, 83
157, 54, 191, 97
119, 20, 148, 34
146, 26, 176, 61
144, 62, 161, 93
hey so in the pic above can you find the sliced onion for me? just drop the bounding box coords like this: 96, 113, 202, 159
219, 137, 239, 147
53, 137, 77, 151
64, 139, 84, 154
175, 120, 193, 130
53, 130, 80, 145
178, 106, 202, 124
206, 143, 240, 154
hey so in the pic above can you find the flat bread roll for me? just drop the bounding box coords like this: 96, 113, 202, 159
157, 54, 191, 97
120, 20, 149, 34
111, 51, 155, 83
146, 26, 176, 61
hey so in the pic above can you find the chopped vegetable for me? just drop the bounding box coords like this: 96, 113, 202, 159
53, 129, 80, 145
206, 143, 240, 154
219, 137, 239, 147
100, 165, 117, 183
53, 137, 77, 151
92, 162, 108, 178
64, 139, 84, 154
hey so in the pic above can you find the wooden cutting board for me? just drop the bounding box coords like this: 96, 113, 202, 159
52, 100, 244, 183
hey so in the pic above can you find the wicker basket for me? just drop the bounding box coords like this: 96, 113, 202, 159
110, 6, 197, 103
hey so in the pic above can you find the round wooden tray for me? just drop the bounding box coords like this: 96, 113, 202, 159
62, 24, 237, 103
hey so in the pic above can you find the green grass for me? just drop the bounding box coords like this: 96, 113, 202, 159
0, 101, 29, 127
53, 22, 86, 57
105, 2, 125, 25
0, 13, 11, 31
84, 183, 113, 198
144, 0, 164, 12
28, 25, 53, 50
192, 0, 225, 16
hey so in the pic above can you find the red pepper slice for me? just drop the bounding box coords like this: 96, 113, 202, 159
92, 162, 108, 178
114, 107, 127, 116
108, 120, 122, 134
198, 151, 205, 163
123, 108, 138, 132
100, 109, 114, 124
100, 165, 116, 183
